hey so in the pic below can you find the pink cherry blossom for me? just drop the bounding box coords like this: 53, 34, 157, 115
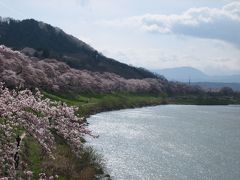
0, 82, 91, 179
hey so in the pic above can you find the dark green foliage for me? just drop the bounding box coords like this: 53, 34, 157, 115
0, 19, 81, 53
168, 94, 240, 105
0, 18, 158, 79
219, 87, 234, 96
42, 49, 50, 58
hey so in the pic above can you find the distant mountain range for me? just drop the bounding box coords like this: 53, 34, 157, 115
0, 17, 156, 79
153, 67, 240, 91
153, 67, 240, 83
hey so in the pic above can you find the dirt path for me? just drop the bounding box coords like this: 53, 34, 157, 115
20, 132, 26, 140
14, 132, 26, 169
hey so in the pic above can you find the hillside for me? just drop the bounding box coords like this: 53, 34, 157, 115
0, 45, 163, 93
0, 17, 157, 79
0, 45, 203, 95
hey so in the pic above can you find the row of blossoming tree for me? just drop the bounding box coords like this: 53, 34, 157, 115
0, 82, 92, 179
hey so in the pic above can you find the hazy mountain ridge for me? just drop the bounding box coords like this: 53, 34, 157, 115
0, 17, 157, 79
154, 67, 240, 83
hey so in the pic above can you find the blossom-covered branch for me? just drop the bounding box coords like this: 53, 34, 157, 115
0, 82, 91, 178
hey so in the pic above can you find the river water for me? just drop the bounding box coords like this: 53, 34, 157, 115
86, 105, 240, 180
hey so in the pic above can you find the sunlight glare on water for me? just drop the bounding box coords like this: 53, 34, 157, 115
87, 105, 240, 180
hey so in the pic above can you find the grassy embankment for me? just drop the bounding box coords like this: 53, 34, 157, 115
20, 132, 105, 179
43, 92, 168, 117
43, 92, 240, 115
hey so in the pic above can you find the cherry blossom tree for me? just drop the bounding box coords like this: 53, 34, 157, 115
0, 82, 91, 179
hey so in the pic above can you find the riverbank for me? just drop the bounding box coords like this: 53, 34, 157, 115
11, 91, 239, 179
5, 92, 166, 179
43, 92, 168, 117
40, 92, 168, 179
43, 91, 240, 117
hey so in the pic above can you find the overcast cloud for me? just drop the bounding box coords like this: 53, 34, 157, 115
100, 2, 240, 46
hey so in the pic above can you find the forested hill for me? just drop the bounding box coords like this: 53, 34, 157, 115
0, 17, 157, 79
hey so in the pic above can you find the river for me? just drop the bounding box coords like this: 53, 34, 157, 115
86, 105, 240, 180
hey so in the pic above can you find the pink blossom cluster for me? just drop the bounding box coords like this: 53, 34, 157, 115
0, 45, 170, 93
0, 45, 203, 95
0, 82, 91, 178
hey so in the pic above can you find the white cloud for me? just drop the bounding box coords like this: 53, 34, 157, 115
74, 0, 90, 7
99, 2, 240, 46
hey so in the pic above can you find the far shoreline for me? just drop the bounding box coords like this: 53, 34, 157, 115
83, 98, 240, 122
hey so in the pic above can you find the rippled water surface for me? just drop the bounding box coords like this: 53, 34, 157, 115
86, 105, 240, 180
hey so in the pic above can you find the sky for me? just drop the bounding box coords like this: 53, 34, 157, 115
0, 0, 240, 75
